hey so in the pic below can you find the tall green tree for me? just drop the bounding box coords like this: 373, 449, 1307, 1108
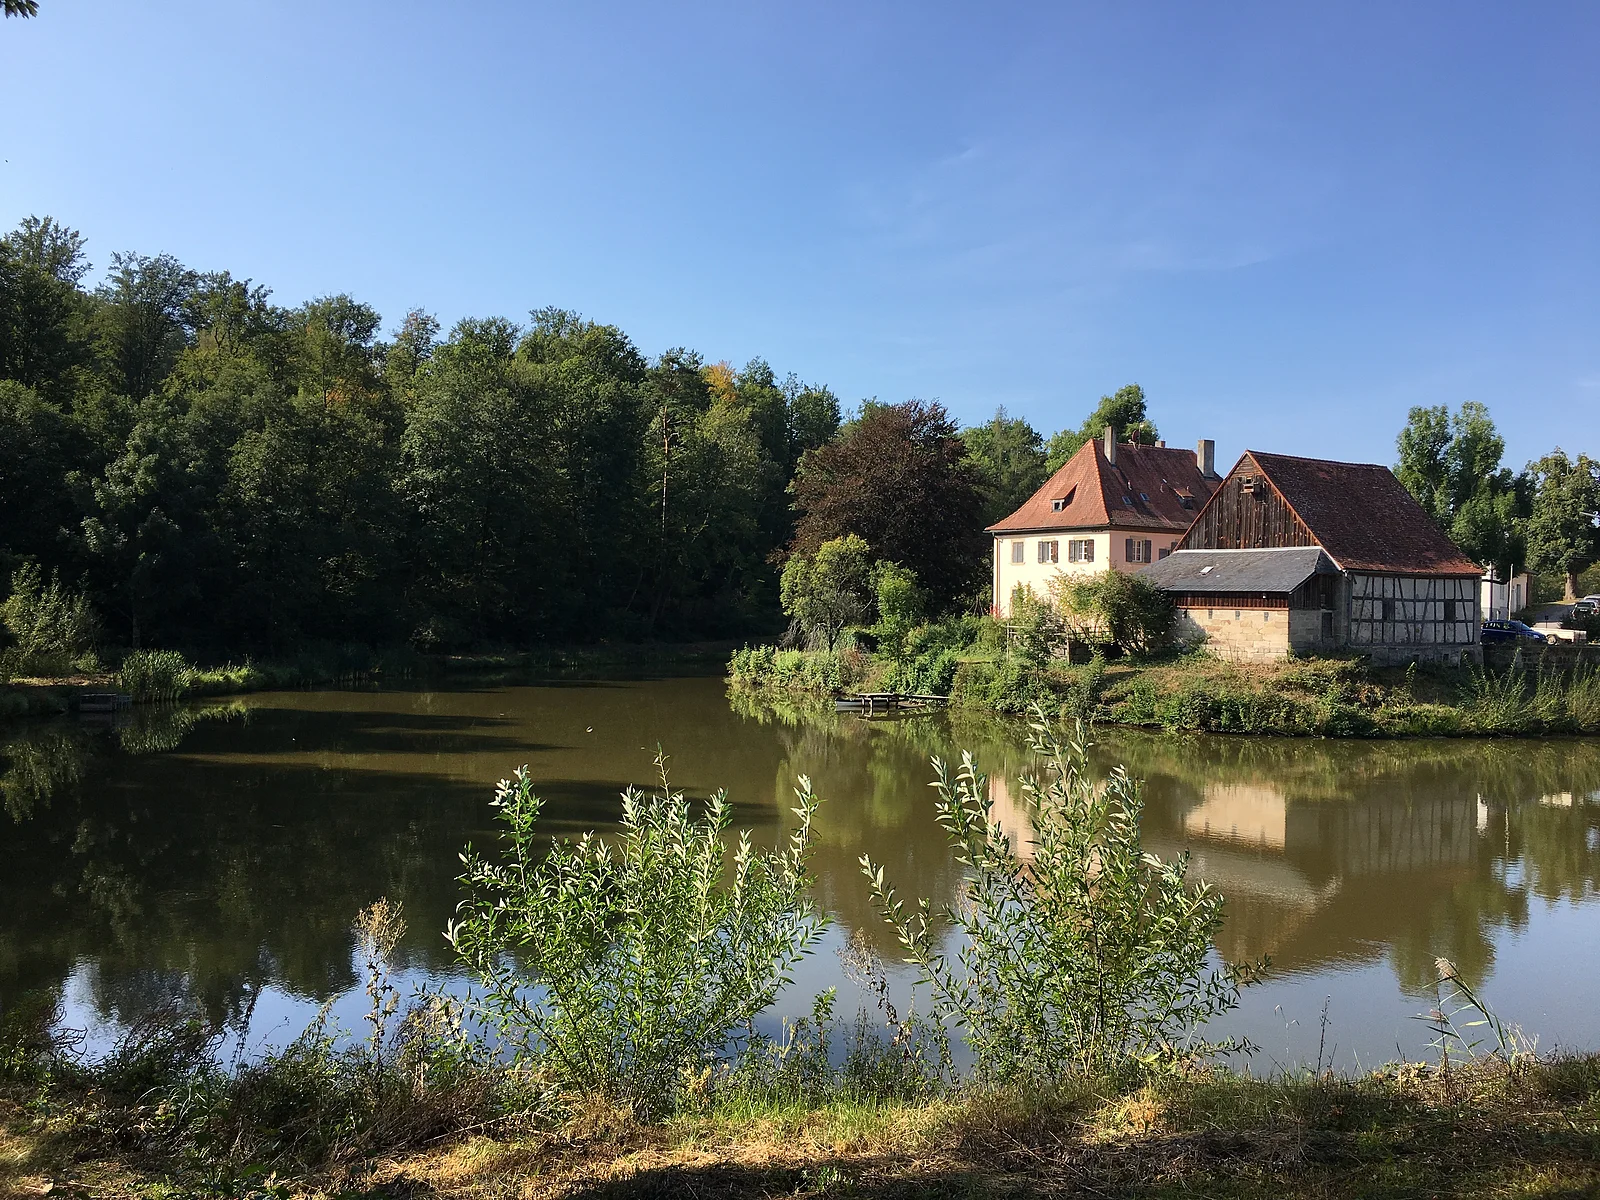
0, 220, 94, 400
1394, 402, 1524, 576
962, 407, 1046, 526
1524, 450, 1600, 601
790, 400, 985, 609
1044, 383, 1157, 473
95, 251, 198, 400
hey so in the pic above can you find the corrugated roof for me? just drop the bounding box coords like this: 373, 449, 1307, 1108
987, 439, 1219, 534
1246, 452, 1482, 576
1137, 548, 1335, 594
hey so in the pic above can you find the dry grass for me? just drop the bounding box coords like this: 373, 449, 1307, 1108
7, 1058, 1598, 1198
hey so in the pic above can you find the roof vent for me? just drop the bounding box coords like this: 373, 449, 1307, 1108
1200, 565, 1214, 575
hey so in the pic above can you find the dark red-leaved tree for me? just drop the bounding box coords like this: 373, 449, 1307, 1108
789, 400, 986, 608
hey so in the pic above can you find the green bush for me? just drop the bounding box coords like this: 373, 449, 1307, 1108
869, 560, 926, 662
728, 645, 867, 694
0, 561, 100, 677
449, 758, 827, 1117
780, 534, 873, 651
1056, 570, 1174, 656
117, 648, 195, 702
862, 715, 1253, 1085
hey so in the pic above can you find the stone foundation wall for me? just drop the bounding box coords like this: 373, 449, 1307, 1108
1174, 605, 1292, 662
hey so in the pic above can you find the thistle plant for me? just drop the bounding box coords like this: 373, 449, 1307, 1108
448, 753, 826, 1116
861, 712, 1255, 1086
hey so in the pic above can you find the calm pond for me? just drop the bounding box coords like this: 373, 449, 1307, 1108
3, 672, 1599, 1071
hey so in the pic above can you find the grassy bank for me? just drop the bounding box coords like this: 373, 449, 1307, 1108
0, 640, 740, 719
5, 1053, 1598, 1197
729, 636, 1600, 738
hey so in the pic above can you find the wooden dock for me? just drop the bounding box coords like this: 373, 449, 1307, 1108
835, 692, 948, 714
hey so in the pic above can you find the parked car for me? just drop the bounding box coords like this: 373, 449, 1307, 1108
1573, 600, 1599, 620
1480, 619, 1547, 644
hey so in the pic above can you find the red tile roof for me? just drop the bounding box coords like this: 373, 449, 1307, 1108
987, 439, 1219, 534
1245, 451, 1481, 576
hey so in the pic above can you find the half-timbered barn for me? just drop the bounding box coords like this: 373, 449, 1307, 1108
1138, 451, 1483, 663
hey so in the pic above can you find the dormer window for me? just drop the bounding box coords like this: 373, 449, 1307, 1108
1051, 498, 1066, 512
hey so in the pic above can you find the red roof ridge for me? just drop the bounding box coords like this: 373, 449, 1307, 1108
987, 438, 1219, 534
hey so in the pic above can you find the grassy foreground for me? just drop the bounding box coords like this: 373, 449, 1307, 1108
4, 1057, 1600, 1198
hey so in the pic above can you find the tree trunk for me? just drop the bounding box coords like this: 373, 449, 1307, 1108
1566, 571, 1580, 602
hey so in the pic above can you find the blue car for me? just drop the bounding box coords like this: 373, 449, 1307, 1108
1480, 619, 1547, 645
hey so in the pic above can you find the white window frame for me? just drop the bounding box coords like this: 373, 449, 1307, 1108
1125, 538, 1153, 564
1066, 538, 1094, 563
1038, 539, 1060, 564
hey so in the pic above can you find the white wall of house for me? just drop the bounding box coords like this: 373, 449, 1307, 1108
992, 532, 1106, 616
1480, 572, 1529, 620
992, 530, 1185, 616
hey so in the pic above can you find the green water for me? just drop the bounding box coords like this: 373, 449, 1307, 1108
3, 674, 1598, 1069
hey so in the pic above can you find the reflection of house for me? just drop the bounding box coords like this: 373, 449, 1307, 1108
1160, 776, 1484, 968
1139, 452, 1483, 663
986, 773, 1036, 861
987, 429, 1221, 617
1183, 783, 1287, 849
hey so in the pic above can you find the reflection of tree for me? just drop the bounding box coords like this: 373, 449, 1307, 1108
0, 704, 495, 1034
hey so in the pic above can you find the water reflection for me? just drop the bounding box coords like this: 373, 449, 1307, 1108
2, 677, 1598, 1066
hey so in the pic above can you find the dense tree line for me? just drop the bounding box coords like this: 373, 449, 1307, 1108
0, 216, 844, 652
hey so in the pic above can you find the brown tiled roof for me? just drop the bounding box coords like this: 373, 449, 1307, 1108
987, 439, 1219, 534
1247, 451, 1481, 576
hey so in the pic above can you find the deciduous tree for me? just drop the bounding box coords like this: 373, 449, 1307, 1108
791, 400, 984, 609
1524, 450, 1600, 601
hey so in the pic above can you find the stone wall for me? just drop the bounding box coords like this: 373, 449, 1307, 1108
1174, 605, 1292, 662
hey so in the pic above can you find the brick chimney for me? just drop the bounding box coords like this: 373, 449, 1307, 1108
1103, 424, 1116, 466
1197, 438, 1216, 479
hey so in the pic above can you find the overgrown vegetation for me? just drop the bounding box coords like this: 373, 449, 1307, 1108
863, 717, 1256, 1085
733, 616, 1600, 738
0, 561, 99, 678
449, 757, 827, 1117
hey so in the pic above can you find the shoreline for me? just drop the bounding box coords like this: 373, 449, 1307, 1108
0, 640, 743, 722
728, 644, 1600, 740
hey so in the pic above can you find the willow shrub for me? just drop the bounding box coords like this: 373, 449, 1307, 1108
862, 714, 1254, 1086
449, 757, 827, 1117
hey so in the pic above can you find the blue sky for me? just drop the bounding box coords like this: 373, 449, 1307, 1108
3, 1, 1595, 471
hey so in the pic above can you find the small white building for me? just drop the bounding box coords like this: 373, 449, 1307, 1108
1480, 571, 1529, 620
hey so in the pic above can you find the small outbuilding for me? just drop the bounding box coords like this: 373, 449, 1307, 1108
1139, 451, 1483, 664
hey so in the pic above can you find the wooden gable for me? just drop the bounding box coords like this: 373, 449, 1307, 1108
1177, 452, 1319, 553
